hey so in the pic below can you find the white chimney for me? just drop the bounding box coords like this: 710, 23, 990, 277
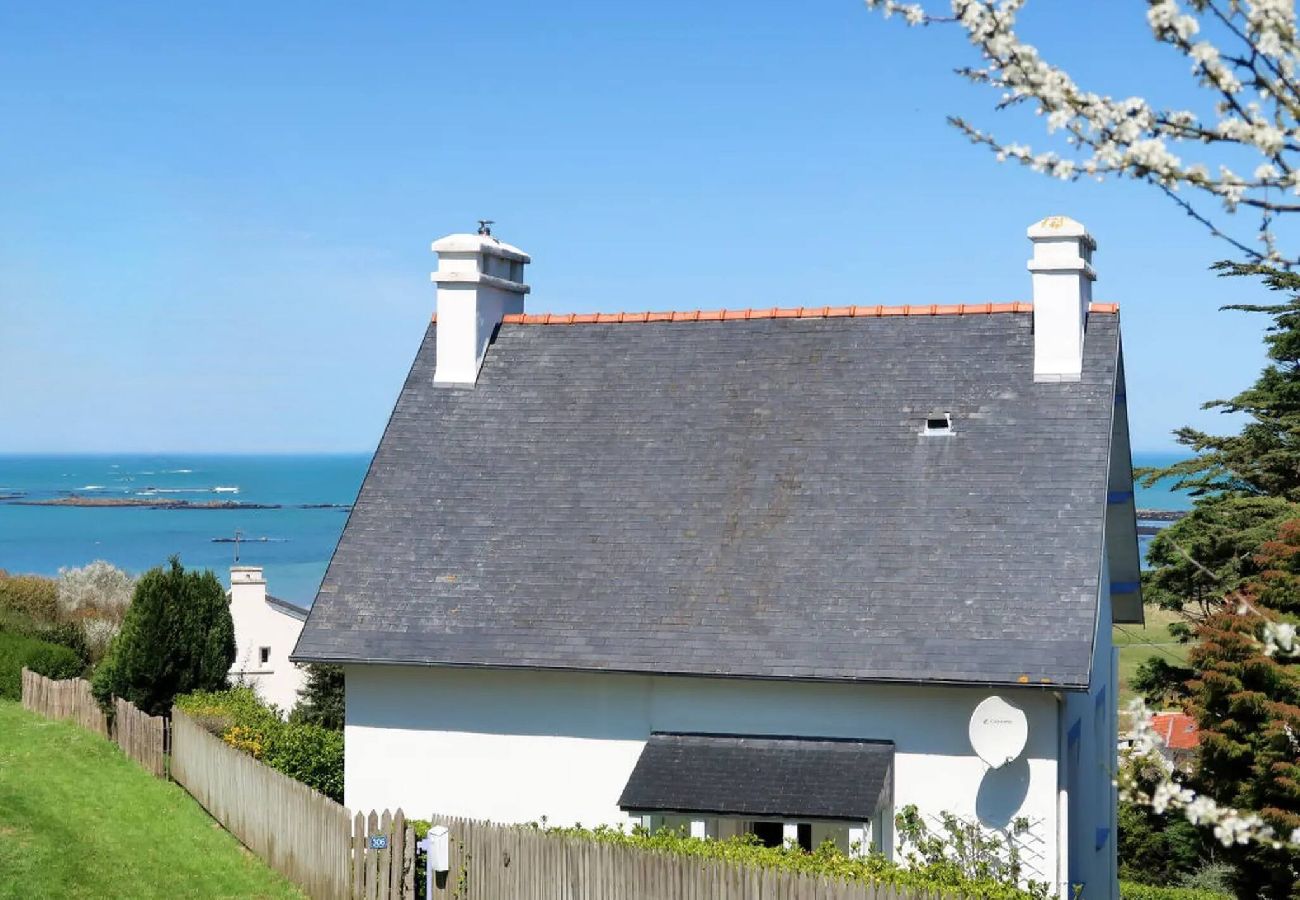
1027, 215, 1096, 382
431, 226, 530, 385
230, 565, 266, 605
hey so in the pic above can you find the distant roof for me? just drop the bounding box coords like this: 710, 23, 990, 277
266, 595, 308, 622
293, 307, 1121, 688
619, 732, 894, 822
1152, 712, 1199, 751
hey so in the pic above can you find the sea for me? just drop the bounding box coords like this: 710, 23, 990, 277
0, 451, 1194, 608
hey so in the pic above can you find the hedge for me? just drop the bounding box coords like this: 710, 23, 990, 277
0, 630, 84, 699
174, 687, 343, 802
1119, 881, 1234, 900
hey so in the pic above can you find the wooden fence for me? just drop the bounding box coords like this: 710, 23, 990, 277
21, 667, 109, 737
21, 668, 166, 775
114, 695, 168, 777
171, 707, 413, 900
427, 815, 966, 900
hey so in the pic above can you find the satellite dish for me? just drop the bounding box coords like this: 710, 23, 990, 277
969, 696, 1028, 768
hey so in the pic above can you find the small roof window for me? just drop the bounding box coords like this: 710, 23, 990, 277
923, 412, 953, 436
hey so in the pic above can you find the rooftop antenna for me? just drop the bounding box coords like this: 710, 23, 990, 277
232, 529, 242, 564
477, 219, 494, 237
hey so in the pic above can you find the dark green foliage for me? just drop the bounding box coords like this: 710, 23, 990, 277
1117, 798, 1211, 887
1142, 497, 1298, 621
263, 724, 344, 802
92, 557, 235, 716
290, 664, 344, 731
1141, 264, 1300, 502
0, 631, 83, 699
175, 687, 344, 802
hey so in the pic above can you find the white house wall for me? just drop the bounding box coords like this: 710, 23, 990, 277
229, 581, 308, 714
345, 665, 1064, 886
1062, 553, 1118, 899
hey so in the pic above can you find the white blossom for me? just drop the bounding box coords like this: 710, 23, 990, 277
864, 0, 1300, 266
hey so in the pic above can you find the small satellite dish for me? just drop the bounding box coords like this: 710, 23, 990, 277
969, 696, 1028, 768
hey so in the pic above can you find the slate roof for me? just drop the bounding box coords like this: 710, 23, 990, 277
293, 307, 1121, 688
266, 595, 309, 622
618, 732, 894, 821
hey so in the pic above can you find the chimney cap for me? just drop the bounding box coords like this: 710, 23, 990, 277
431, 233, 531, 264
1027, 215, 1096, 249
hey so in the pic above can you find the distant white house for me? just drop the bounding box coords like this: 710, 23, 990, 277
228, 565, 308, 714
294, 217, 1139, 898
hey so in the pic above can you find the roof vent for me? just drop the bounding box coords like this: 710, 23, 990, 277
923, 413, 953, 436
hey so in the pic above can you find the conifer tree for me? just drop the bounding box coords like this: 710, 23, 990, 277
92, 557, 234, 716
1184, 522, 1300, 899
290, 664, 344, 731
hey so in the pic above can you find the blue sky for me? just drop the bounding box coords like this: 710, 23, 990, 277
0, 2, 1269, 453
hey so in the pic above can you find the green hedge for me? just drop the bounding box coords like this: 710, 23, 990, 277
174, 688, 343, 802
0, 631, 84, 699
1120, 881, 1234, 900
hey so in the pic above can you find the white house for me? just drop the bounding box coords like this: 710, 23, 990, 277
229, 565, 308, 714
293, 217, 1140, 898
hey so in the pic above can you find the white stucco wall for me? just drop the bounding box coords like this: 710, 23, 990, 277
345, 665, 1065, 886
228, 567, 308, 714
1062, 555, 1118, 899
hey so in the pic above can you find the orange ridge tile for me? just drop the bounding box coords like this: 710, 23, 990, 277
434, 301, 1117, 325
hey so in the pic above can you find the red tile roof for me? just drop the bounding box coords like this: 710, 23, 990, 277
429, 302, 1120, 325
1151, 712, 1200, 751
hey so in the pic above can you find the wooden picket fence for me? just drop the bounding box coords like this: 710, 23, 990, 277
114, 695, 168, 777
20, 667, 109, 737
21, 668, 166, 775
427, 814, 970, 900
171, 707, 413, 900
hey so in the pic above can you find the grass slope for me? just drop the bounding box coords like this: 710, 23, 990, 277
0, 702, 302, 900
1114, 605, 1191, 728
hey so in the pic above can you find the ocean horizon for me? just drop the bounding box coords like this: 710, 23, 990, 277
0, 450, 1194, 606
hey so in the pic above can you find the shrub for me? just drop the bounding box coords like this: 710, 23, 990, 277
0, 573, 58, 623
57, 561, 135, 622
1119, 880, 1234, 899
263, 724, 344, 802
176, 687, 344, 803
93, 558, 234, 716
0, 631, 84, 699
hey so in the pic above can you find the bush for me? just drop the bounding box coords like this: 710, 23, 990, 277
175, 687, 344, 803
0, 631, 84, 699
1119, 880, 1234, 900
0, 573, 58, 623
263, 724, 344, 802
93, 558, 234, 716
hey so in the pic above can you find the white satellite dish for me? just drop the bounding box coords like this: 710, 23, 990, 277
969, 696, 1028, 768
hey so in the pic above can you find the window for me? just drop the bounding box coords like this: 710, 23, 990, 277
259, 646, 271, 666
923, 412, 953, 435
796, 823, 813, 852
750, 821, 783, 848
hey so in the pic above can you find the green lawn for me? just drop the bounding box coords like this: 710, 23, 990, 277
0, 701, 302, 899
1114, 604, 1192, 728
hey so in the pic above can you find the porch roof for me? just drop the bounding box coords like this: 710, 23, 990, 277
618, 732, 894, 823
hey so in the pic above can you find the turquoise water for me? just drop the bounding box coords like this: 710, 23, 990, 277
0, 451, 1192, 606
0, 455, 367, 605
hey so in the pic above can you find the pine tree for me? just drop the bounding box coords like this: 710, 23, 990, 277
92, 557, 234, 716
290, 664, 344, 731
1144, 264, 1300, 502
1183, 522, 1300, 899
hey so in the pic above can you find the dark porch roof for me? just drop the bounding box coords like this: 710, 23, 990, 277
618, 732, 894, 822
